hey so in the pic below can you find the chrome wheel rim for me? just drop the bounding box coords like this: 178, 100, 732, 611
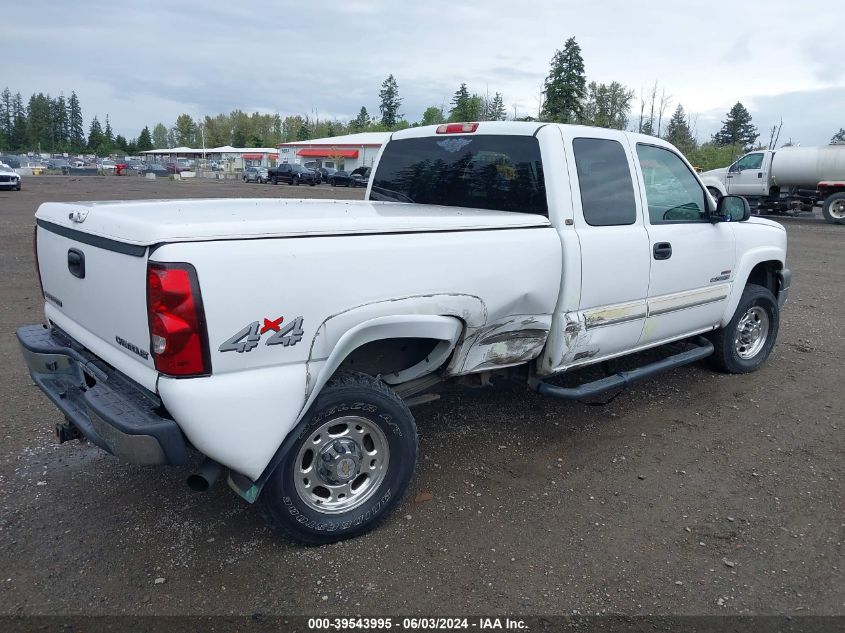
293, 416, 389, 514
735, 306, 769, 359
830, 199, 845, 220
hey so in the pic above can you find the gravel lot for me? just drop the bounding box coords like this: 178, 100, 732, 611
0, 176, 842, 617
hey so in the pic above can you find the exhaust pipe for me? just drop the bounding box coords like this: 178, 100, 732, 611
187, 458, 223, 492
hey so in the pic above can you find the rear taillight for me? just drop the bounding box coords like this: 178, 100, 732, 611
436, 122, 479, 134
146, 262, 210, 377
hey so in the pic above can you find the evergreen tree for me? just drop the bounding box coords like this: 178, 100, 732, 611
114, 134, 128, 152
9, 92, 28, 151
67, 91, 85, 152
27, 93, 52, 151
0, 88, 11, 149
136, 126, 154, 152
831, 128, 845, 144
87, 116, 104, 153
152, 122, 168, 148
541, 37, 586, 123
490, 92, 507, 121
104, 115, 114, 145
378, 74, 402, 128
449, 83, 483, 122
350, 106, 371, 132
663, 104, 696, 154
52, 94, 69, 150
713, 102, 758, 149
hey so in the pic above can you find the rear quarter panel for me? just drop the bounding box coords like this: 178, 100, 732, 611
152, 226, 562, 479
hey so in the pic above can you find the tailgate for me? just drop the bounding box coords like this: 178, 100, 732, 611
36, 220, 157, 390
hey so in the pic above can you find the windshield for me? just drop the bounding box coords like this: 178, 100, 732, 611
370, 135, 547, 215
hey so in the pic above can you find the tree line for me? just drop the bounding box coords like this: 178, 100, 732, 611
3, 40, 844, 162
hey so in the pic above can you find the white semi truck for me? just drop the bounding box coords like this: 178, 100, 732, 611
18, 122, 790, 543
699, 144, 845, 224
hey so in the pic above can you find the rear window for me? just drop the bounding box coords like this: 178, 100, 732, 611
572, 138, 637, 226
370, 135, 547, 216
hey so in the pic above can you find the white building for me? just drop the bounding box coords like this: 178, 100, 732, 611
276, 132, 390, 172
141, 147, 279, 170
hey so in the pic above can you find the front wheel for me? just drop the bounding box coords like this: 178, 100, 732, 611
271, 176, 278, 185
707, 187, 722, 204
292, 177, 299, 186
707, 283, 779, 373
259, 372, 418, 544
822, 192, 845, 225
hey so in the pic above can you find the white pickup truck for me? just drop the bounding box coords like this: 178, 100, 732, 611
18, 122, 790, 543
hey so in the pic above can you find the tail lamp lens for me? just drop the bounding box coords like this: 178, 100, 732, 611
435, 122, 479, 134
146, 263, 210, 376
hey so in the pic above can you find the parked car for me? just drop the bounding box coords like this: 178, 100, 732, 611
0, 162, 21, 190
166, 162, 192, 174
142, 164, 169, 177
17, 121, 789, 544
314, 167, 337, 182
328, 170, 354, 187
351, 166, 371, 188
0, 155, 21, 169
47, 159, 70, 170
267, 163, 317, 186
243, 167, 268, 183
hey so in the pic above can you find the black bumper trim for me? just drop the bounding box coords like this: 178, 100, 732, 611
17, 324, 188, 465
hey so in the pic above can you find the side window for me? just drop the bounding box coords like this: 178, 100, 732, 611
735, 152, 764, 171
572, 138, 637, 226
636, 144, 707, 224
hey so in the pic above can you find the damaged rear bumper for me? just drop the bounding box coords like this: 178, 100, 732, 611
17, 324, 188, 465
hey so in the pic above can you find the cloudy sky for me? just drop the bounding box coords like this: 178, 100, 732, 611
4, 0, 842, 145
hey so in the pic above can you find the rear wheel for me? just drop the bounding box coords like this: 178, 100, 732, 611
707, 284, 779, 373
821, 192, 845, 225
260, 372, 417, 544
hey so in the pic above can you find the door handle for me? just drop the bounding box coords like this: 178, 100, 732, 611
653, 242, 672, 260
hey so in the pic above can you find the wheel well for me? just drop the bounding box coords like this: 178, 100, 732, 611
746, 260, 781, 295
337, 337, 442, 378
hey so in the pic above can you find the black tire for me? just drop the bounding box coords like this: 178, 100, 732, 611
330, 181, 336, 187
259, 371, 418, 544
707, 187, 722, 203
707, 283, 779, 374
271, 176, 278, 185
821, 192, 845, 225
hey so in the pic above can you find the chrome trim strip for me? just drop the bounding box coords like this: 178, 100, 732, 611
646, 283, 730, 317
580, 284, 730, 330
583, 300, 648, 330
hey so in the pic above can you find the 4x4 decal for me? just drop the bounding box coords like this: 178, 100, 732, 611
219, 316, 305, 353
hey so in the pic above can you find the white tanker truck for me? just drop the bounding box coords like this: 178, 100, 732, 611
700, 144, 845, 224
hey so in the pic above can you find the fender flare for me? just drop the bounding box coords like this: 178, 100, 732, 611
720, 246, 785, 326
299, 314, 464, 423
